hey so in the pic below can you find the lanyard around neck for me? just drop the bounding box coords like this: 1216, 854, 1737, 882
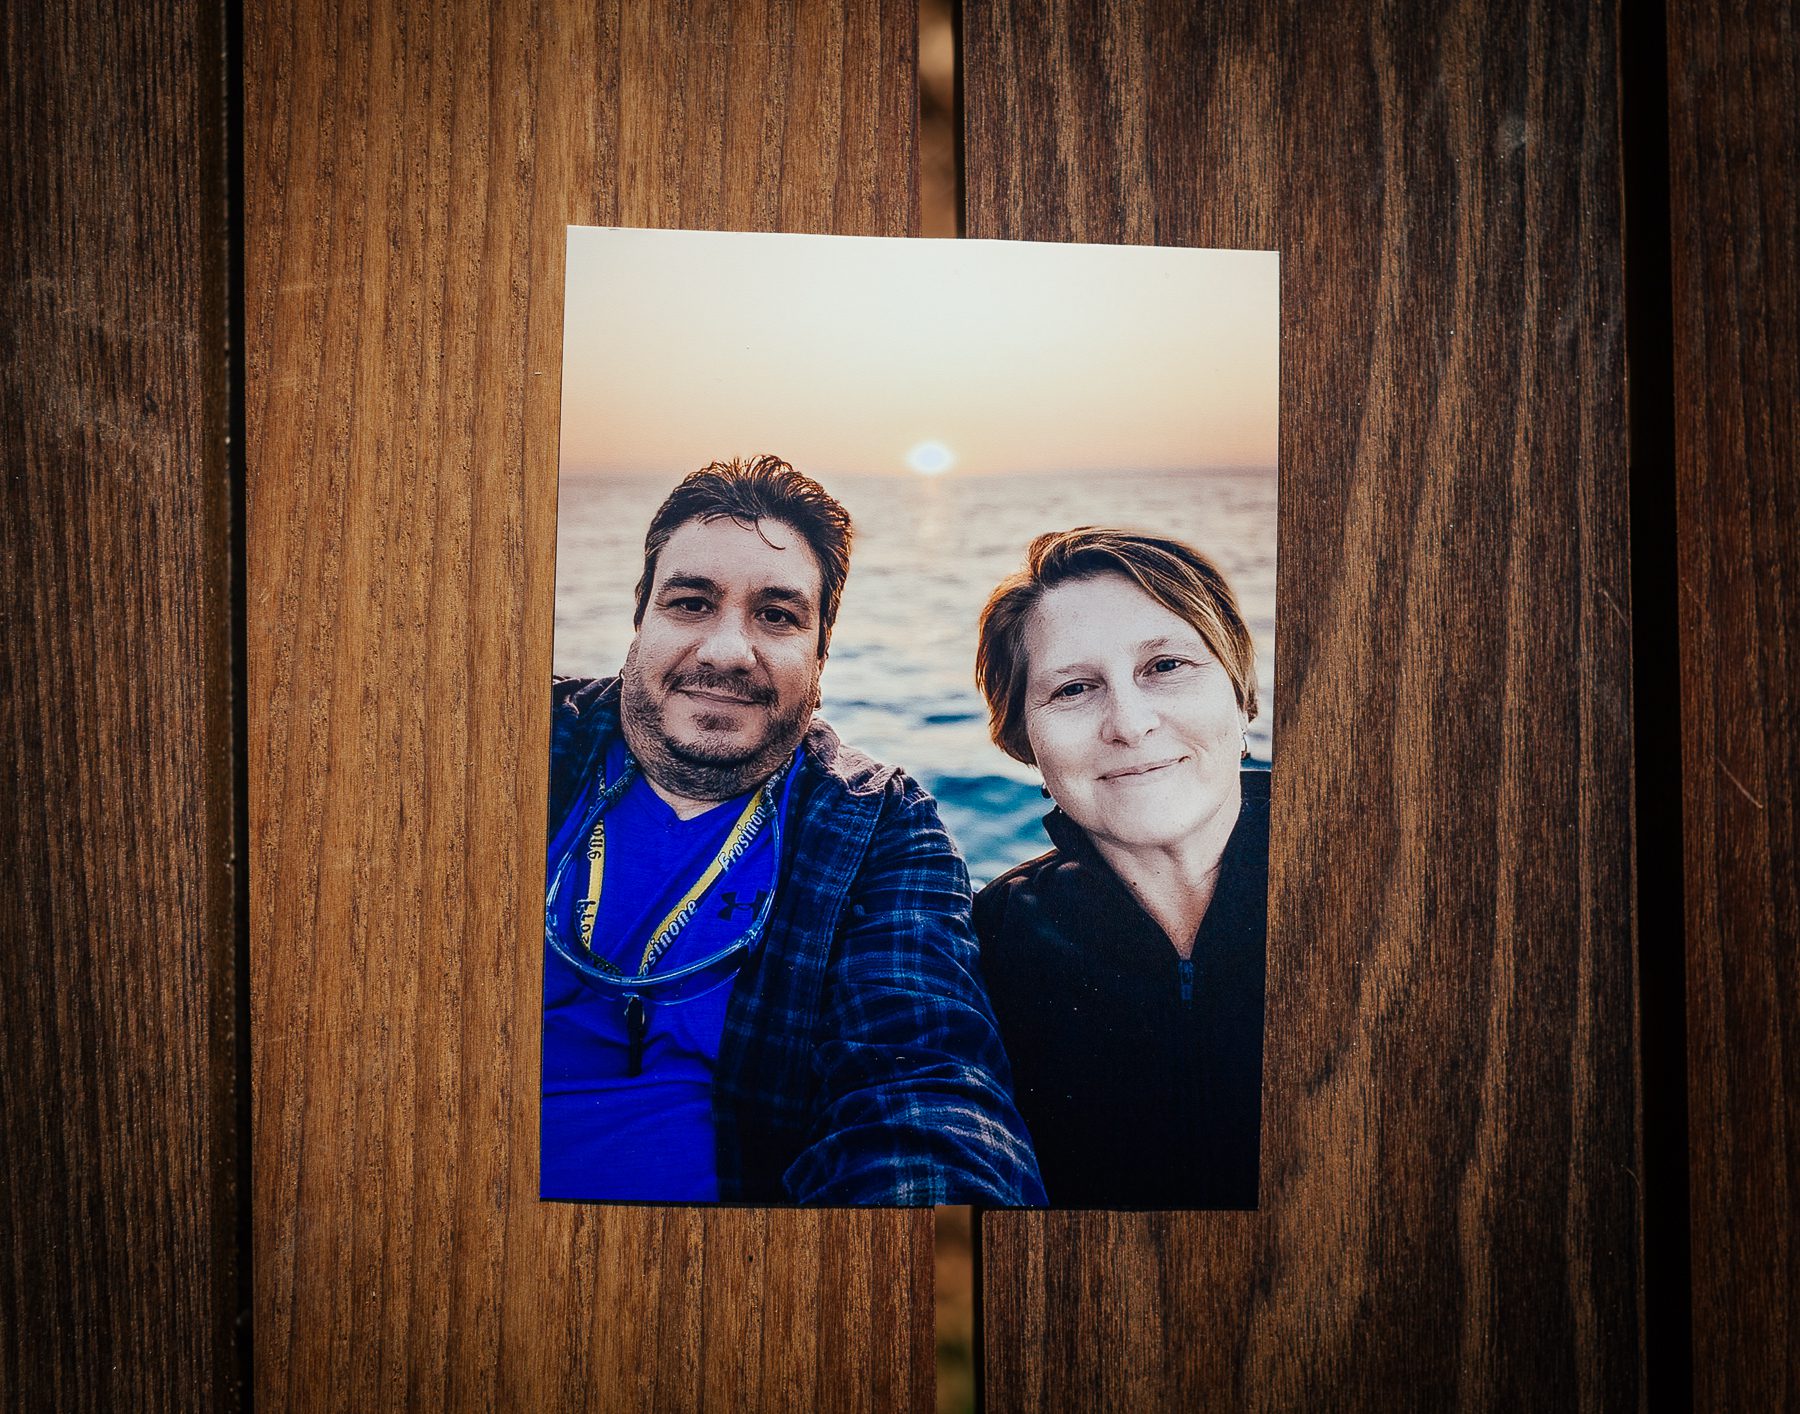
575, 754, 785, 979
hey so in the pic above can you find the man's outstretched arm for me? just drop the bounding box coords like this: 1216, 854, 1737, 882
782, 773, 1046, 1207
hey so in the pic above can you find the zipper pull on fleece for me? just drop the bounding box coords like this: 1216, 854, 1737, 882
1178, 957, 1194, 1004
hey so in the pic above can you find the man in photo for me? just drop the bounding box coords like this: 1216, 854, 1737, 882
542, 454, 1044, 1206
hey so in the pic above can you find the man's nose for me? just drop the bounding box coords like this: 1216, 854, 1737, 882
695, 612, 756, 670
1101, 682, 1157, 744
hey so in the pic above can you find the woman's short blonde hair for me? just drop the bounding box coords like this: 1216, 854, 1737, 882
975, 527, 1259, 766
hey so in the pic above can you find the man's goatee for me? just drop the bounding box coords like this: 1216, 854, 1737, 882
619, 642, 813, 802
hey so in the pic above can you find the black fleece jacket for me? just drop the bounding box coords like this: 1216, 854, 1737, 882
973, 770, 1268, 1209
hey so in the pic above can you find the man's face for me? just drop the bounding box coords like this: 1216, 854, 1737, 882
621, 515, 825, 791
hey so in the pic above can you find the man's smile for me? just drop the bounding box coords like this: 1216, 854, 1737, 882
670, 673, 774, 708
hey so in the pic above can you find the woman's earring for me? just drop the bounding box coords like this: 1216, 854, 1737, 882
1040, 783, 1053, 799
1240, 716, 1251, 760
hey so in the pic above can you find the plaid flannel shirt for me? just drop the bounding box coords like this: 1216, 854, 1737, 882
549, 676, 1046, 1206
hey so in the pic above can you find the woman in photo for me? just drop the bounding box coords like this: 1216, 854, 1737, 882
973, 528, 1268, 1208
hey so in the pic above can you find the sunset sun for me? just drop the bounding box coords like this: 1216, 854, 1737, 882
905, 441, 956, 476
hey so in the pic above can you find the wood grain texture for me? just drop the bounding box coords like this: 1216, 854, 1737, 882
1668, 0, 1800, 1406
966, 0, 1641, 1406
0, 0, 239, 1409
245, 0, 931, 1406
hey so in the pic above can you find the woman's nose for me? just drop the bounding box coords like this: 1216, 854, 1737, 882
1101, 682, 1157, 743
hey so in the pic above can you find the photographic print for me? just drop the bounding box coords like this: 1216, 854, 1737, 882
544, 227, 1278, 1208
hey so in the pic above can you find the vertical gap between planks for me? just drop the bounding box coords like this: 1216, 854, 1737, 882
925, 8, 977, 1411
935, 1206, 976, 1414
225, 0, 255, 1395
1618, 0, 1692, 1407
919, 0, 961, 237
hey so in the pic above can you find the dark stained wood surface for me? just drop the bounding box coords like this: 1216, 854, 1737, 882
0, 0, 239, 1408
966, 0, 1642, 1405
1668, 0, 1800, 1406
245, 0, 932, 1406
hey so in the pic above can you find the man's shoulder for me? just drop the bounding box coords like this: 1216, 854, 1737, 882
792, 717, 957, 869
798, 715, 906, 801
552, 673, 620, 719
551, 674, 619, 740
549, 675, 619, 795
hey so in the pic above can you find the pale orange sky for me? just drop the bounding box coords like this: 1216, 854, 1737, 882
559, 227, 1278, 479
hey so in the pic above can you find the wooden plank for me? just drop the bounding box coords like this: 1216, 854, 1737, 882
245, 0, 931, 1406
965, 0, 1642, 1405
1668, 0, 1800, 1406
0, 0, 239, 1409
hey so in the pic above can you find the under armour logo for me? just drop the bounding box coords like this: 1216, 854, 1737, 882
717, 889, 768, 921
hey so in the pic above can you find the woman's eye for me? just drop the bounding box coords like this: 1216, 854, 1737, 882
1149, 657, 1185, 674
1051, 681, 1089, 700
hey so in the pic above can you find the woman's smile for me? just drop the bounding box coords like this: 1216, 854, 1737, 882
1099, 755, 1188, 781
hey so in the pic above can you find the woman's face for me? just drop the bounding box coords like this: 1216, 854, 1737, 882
1022, 574, 1243, 853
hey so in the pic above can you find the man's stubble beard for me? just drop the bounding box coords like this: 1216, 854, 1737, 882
619, 641, 817, 803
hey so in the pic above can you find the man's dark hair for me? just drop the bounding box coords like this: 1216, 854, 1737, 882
633, 455, 855, 654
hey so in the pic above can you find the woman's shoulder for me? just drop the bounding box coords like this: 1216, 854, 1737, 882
974, 846, 1051, 915
1234, 768, 1272, 861
971, 845, 1094, 949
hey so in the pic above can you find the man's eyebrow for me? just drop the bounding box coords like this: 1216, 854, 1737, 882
755, 585, 815, 615
659, 574, 816, 616
658, 574, 721, 596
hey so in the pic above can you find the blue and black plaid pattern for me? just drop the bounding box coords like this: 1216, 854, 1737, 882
550, 677, 1045, 1206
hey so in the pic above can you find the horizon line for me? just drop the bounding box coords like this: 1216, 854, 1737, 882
558, 462, 1280, 480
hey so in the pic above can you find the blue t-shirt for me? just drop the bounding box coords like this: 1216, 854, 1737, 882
541, 739, 786, 1201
